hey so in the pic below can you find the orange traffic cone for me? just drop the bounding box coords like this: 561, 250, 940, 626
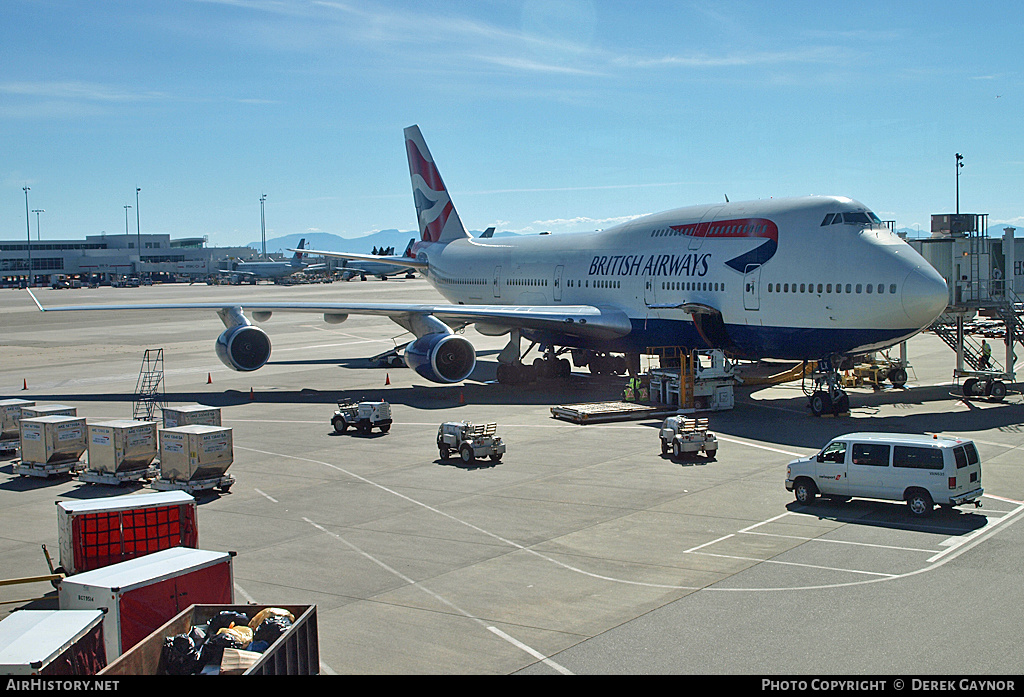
385, 373, 390, 385
22, 378, 27, 390
249, 387, 255, 401
207, 372, 212, 384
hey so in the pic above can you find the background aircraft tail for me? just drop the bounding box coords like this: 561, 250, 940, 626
290, 239, 306, 264
404, 125, 469, 244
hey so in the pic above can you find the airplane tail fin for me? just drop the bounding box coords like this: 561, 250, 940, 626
292, 239, 306, 260
404, 238, 416, 258
404, 125, 469, 244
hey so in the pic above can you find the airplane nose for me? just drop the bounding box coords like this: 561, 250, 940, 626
902, 266, 948, 328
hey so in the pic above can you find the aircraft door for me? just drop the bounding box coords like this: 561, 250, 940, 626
644, 276, 657, 306
743, 264, 761, 311
688, 206, 724, 251
553, 265, 563, 302
493, 266, 502, 299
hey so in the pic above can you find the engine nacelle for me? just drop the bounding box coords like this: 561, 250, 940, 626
215, 325, 272, 372
404, 333, 476, 384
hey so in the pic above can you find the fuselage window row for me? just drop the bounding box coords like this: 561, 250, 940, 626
661, 281, 723, 292
766, 283, 897, 295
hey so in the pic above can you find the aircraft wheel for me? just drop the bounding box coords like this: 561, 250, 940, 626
888, 367, 908, 387
810, 391, 832, 416
833, 392, 850, 414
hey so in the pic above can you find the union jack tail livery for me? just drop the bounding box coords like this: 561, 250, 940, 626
404, 125, 469, 244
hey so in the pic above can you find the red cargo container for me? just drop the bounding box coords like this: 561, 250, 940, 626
58, 548, 234, 660
56, 491, 198, 575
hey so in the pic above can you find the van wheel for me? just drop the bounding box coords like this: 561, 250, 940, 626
794, 478, 817, 505
906, 490, 934, 518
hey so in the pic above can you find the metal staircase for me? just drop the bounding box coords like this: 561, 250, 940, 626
929, 288, 1024, 376
133, 349, 166, 421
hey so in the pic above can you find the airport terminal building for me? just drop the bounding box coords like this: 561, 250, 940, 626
0, 233, 258, 286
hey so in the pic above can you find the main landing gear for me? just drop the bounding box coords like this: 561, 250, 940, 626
492, 329, 571, 385
805, 358, 851, 417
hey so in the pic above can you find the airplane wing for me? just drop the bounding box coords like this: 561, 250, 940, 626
27, 290, 633, 341
295, 248, 428, 271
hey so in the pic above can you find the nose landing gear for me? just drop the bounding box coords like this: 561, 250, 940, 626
806, 358, 851, 416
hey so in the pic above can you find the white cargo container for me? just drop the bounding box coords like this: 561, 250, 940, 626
161, 404, 221, 429
17, 416, 87, 476
0, 610, 107, 675
81, 420, 158, 484
56, 491, 199, 575
154, 425, 234, 493
58, 547, 234, 660
21, 404, 78, 419
0, 398, 34, 441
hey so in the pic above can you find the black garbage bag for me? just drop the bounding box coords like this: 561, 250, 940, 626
207, 611, 250, 633
162, 633, 201, 676
197, 630, 247, 668
252, 615, 292, 647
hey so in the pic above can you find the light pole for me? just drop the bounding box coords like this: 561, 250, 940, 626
124, 205, 133, 275
955, 153, 964, 215
260, 193, 267, 259
23, 186, 31, 287
136, 187, 142, 277
32, 209, 44, 241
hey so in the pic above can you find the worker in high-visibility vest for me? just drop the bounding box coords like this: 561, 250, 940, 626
980, 339, 992, 370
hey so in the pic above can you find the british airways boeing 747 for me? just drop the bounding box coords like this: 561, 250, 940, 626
30, 125, 948, 415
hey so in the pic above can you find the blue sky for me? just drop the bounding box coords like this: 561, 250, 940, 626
2, 0, 1021, 248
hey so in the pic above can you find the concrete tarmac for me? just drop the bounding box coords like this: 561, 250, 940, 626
1, 280, 1022, 675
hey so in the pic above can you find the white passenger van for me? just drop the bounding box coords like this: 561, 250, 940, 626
786, 432, 983, 517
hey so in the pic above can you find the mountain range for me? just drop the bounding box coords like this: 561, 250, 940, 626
250, 222, 1020, 256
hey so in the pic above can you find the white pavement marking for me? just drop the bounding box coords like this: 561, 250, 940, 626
302, 517, 573, 675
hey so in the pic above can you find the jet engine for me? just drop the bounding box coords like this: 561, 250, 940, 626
403, 332, 476, 383
215, 324, 272, 372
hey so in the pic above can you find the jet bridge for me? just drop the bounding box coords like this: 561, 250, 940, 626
911, 214, 1022, 399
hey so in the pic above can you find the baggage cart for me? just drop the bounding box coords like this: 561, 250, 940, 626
79, 420, 159, 485
59, 547, 234, 660
0, 399, 34, 454
153, 425, 234, 494
100, 604, 319, 675
56, 491, 198, 576
0, 610, 107, 675
161, 404, 221, 429
15, 416, 87, 478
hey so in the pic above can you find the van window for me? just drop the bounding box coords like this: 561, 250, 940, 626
852, 443, 890, 466
819, 441, 847, 463
965, 442, 979, 465
954, 446, 968, 469
893, 445, 944, 470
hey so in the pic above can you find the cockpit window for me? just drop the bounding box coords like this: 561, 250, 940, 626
822, 211, 883, 227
